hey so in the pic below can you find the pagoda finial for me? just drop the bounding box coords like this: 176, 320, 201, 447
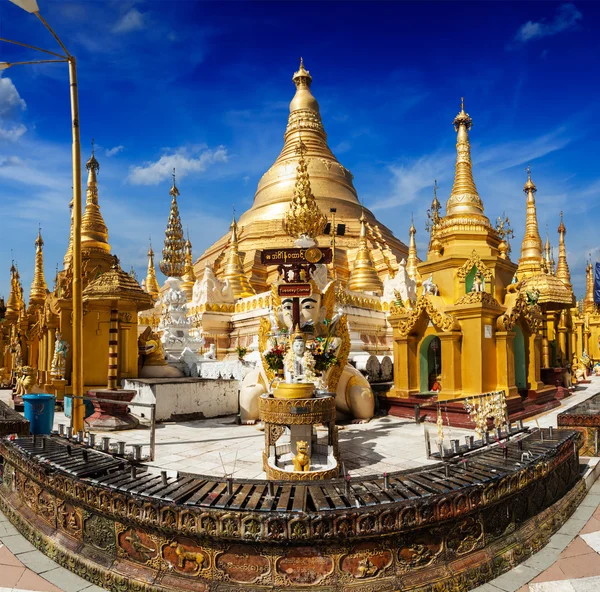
182, 226, 196, 290
222, 215, 255, 299
556, 211, 572, 290
348, 210, 383, 295
144, 237, 160, 300
283, 138, 327, 241
517, 166, 543, 278
160, 173, 185, 278
445, 98, 484, 217
82, 141, 109, 253
29, 226, 48, 308
406, 217, 419, 281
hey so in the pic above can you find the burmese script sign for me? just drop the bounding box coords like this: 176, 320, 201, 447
261, 247, 332, 265
278, 283, 312, 298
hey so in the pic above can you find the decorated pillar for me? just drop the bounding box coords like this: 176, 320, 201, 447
108, 307, 119, 389
438, 331, 462, 399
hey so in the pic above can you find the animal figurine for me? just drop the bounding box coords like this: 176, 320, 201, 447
472, 270, 484, 293
292, 440, 310, 472
422, 274, 439, 296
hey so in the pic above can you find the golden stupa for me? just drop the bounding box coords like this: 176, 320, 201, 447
195, 60, 408, 289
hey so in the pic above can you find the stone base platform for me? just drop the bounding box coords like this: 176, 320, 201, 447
0, 428, 585, 592
123, 377, 238, 422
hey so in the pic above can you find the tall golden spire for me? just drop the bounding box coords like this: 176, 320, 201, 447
181, 230, 196, 300
517, 166, 544, 278
144, 240, 160, 300
81, 140, 110, 253
555, 211, 572, 290
222, 213, 255, 299
283, 138, 327, 240
445, 98, 485, 217
406, 216, 419, 281
584, 258, 595, 313
544, 228, 555, 275
348, 210, 383, 294
160, 169, 186, 278
29, 227, 48, 308
63, 193, 74, 268
5, 261, 20, 322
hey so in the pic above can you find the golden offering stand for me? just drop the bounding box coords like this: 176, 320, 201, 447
259, 390, 339, 480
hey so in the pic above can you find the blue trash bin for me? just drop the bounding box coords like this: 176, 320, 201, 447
64, 395, 94, 419
23, 393, 56, 435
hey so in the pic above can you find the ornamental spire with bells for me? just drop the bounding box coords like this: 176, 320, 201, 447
406, 215, 420, 281
222, 208, 255, 299
347, 209, 383, 295
29, 226, 48, 308
81, 139, 110, 254
445, 98, 485, 218
181, 228, 197, 301
555, 211, 572, 291
283, 138, 327, 242
517, 166, 544, 278
144, 238, 161, 301
160, 169, 186, 278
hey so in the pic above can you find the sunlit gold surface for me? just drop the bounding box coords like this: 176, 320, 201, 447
144, 243, 160, 301
273, 382, 315, 399
181, 235, 196, 300
517, 168, 544, 278
347, 212, 383, 294
159, 174, 185, 278
28, 228, 47, 308
283, 139, 327, 240
222, 216, 255, 298
5, 263, 21, 322
556, 212, 572, 291
406, 218, 420, 281
81, 145, 110, 254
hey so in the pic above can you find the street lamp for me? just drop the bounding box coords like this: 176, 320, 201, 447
3, 0, 84, 432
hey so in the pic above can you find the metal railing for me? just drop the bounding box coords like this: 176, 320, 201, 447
60, 394, 156, 462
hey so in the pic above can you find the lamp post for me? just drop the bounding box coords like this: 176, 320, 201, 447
2, 0, 84, 432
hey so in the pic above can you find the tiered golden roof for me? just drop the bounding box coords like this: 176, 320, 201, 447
283, 139, 327, 240
555, 212, 572, 291
28, 228, 47, 308
517, 167, 544, 278
406, 218, 419, 281
81, 143, 110, 254
83, 255, 154, 311
159, 171, 186, 278
347, 212, 383, 294
144, 241, 161, 301
222, 215, 255, 299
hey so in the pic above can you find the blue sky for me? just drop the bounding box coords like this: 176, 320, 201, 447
0, 1, 598, 300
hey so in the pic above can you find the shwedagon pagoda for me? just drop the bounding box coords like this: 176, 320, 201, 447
2, 49, 600, 592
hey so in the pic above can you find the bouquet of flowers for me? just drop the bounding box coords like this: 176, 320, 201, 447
263, 343, 285, 372
310, 334, 337, 372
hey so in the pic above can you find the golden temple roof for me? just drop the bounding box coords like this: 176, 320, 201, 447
159, 170, 186, 278
83, 255, 154, 311
445, 98, 485, 218
239, 59, 362, 224
28, 227, 47, 308
81, 142, 110, 254
555, 211, 572, 291
348, 211, 383, 294
406, 217, 420, 281
517, 167, 544, 278
144, 241, 161, 301
283, 138, 327, 240
5, 261, 21, 322
519, 272, 574, 309
222, 215, 255, 299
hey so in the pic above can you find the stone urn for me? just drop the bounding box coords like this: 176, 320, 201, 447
85, 389, 139, 431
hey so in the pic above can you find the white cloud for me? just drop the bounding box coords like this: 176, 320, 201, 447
0, 76, 26, 118
0, 124, 27, 141
113, 8, 145, 34
106, 145, 124, 157
513, 3, 582, 45
127, 146, 229, 185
